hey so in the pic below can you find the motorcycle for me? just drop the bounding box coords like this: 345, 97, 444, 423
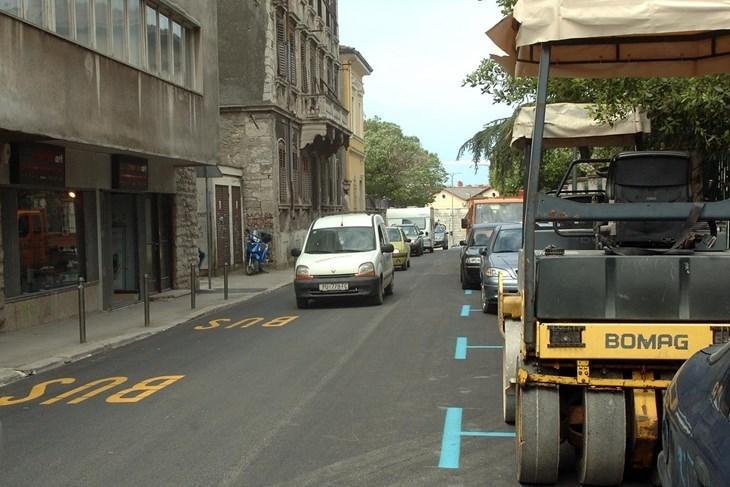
245, 230, 271, 275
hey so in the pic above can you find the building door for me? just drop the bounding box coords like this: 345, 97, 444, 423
111, 193, 139, 307
231, 186, 243, 265
215, 185, 230, 269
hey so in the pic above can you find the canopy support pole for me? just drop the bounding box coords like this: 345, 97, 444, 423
522, 44, 551, 350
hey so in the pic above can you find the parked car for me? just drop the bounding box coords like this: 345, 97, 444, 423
291, 213, 395, 309
459, 223, 499, 290
657, 341, 730, 487
433, 223, 449, 250
397, 224, 424, 256
480, 223, 522, 313
386, 227, 411, 270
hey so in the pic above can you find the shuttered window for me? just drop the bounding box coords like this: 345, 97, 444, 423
310, 40, 318, 93
300, 33, 309, 93
278, 140, 289, 203
292, 129, 301, 203
318, 49, 325, 94
288, 26, 297, 85
276, 11, 287, 78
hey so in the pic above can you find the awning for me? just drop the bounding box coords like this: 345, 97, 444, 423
511, 103, 651, 149
488, 0, 730, 78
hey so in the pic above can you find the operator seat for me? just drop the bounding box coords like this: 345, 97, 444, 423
607, 151, 692, 247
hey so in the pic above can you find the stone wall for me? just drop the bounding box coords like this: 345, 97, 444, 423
174, 168, 200, 289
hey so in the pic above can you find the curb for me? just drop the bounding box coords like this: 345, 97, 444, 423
0, 280, 293, 390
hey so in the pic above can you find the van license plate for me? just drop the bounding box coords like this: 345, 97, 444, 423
319, 283, 349, 292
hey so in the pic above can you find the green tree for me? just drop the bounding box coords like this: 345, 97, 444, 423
462, 0, 730, 193
364, 117, 447, 207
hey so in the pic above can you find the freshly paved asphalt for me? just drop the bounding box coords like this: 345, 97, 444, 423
0, 249, 649, 486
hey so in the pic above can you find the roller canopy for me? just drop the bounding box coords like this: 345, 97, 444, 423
511, 103, 650, 149
488, 0, 730, 78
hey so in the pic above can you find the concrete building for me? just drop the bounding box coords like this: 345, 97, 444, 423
428, 186, 495, 244
340, 46, 372, 213
214, 0, 350, 268
0, 0, 219, 331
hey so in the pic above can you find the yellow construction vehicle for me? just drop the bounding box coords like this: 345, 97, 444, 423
488, 2, 730, 485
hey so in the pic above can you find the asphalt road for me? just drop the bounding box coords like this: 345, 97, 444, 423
0, 249, 649, 486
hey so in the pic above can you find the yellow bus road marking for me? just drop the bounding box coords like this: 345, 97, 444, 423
0, 375, 185, 407
195, 315, 299, 331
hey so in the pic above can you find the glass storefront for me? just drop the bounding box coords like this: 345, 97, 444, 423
17, 190, 82, 294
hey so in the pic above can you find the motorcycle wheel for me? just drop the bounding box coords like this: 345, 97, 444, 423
246, 260, 256, 275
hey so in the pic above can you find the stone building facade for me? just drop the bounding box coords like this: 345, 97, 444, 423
0, 1, 219, 331
340, 46, 373, 213
216, 0, 350, 267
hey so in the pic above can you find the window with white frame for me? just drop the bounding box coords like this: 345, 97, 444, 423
0, 0, 198, 90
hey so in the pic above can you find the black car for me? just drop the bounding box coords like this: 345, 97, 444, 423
657, 341, 730, 487
459, 223, 499, 290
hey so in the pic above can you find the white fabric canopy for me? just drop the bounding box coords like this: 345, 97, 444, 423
488, 0, 730, 78
511, 103, 651, 149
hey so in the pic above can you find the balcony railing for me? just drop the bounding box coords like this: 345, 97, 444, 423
301, 92, 349, 130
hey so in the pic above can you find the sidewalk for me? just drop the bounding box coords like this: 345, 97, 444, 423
0, 268, 293, 387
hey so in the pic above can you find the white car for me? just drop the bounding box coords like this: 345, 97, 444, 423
291, 214, 395, 308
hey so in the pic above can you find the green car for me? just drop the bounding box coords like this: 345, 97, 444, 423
387, 227, 411, 270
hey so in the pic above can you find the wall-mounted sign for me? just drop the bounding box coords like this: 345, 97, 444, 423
112, 156, 148, 191
10, 143, 66, 187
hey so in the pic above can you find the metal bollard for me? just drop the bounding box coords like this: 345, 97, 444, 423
224, 263, 229, 300
190, 263, 196, 309
78, 277, 86, 344
143, 273, 150, 327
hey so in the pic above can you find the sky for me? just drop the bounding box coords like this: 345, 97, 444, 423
338, 0, 513, 187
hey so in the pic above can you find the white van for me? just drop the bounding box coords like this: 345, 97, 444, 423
291, 214, 395, 308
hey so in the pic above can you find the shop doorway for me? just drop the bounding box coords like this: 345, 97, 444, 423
144, 194, 173, 293
111, 194, 139, 307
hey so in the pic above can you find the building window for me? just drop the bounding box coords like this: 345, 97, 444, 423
127, 0, 141, 66
24, 0, 44, 26
145, 5, 157, 73
159, 12, 170, 78
310, 39, 318, 93
95, 0, 109, 51
172, 21, 183, 84
75, 0, 91, 45
288, 24, 297, 86
0, 0, 21, 16
17, 190, 83, 295
292, 129, 301, 202
110, 0, 124, 59
53, 0, 72, 37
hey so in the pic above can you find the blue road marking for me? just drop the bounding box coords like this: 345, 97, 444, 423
439, 407, 516, 469
454, 337, 468, 360
464, 290, 473, 295
454, 337, 503, 360
438, 408, 463, 469
460, 305, 471, 317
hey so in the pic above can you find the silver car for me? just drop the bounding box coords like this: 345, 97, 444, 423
480, 223, 522, 313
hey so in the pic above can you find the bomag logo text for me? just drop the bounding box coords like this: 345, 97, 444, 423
605, 333, 689, 350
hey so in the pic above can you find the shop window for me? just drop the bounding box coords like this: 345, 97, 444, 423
17, 190, 83, 295
278, 140, 289, 204
0, 0, 21, 16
